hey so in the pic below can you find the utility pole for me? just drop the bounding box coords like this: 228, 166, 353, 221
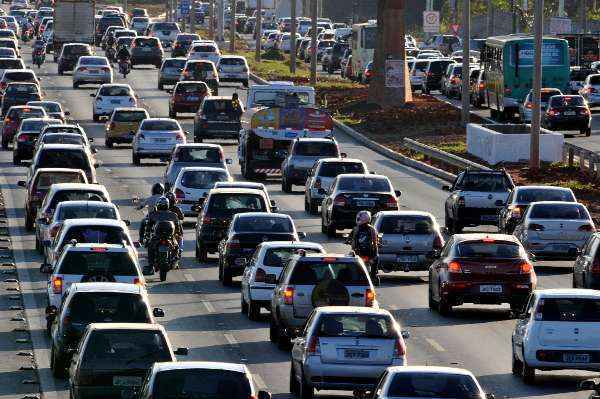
217, 0, 224, 42
451, 0, 457, 25
581, 0, 588, 34
558, 0, 565, 17
310, 0, 317, 85
487, 0, 493, 36
290, 0, 297, 74
209, 0, 214, 39
255, 0, 262, 62
461, 0, 470, 126
229, 0, 236, 52
190, 1, 196, 34
123, 0, 127, 14
531, 0, 543, 170
511, 0, 517, 33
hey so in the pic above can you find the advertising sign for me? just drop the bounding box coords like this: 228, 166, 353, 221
385, 59, 405, 88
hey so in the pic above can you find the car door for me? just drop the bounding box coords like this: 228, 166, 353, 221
431, 237, 453, 301
513, 293, 536, 355
580, 236, 599, 286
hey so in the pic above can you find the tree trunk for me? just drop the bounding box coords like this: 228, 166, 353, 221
368, 0, 412, 107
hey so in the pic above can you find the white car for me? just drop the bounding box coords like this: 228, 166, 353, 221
580, 73, 600, 107
512, 289, 600, 384
147, 21, 180, 47
241, 241, 324, 320
72, 56, 113, 89
132, 118, 186, 165
172, 166, 232, 216
279, 32, 301, 53
216, 55, 249, 87
187, 42, 221, 65
91, 84, 137, 122
0, 16, 19, 36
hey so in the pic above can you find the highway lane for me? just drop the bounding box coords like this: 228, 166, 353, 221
0, 43, 593, 399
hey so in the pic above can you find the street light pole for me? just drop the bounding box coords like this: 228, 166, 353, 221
255, 0, 262, 62
461, 0, 470, 126
310, 0, 317, 85
530, 0, 543, 170
290, 0, 297, 74
229, 0, 236, 52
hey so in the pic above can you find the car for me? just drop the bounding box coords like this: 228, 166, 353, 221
95, 15, 125, 44
26, 101, 69, 122
130, 7, 148, 18
130, 36, 164, 68
48, 282, 163, 377
0, 28, 15, 40
157, 57, 187, 90
321, 174, 401, 237
270, 252, 376, 348
132, 118, 186, 165
168, 81, 210, 118
0, 47, 16, 58
68, 323, 187, 399
580, 73, 600, 107
194, 188, 275, 262
30, 144, 98, 184
421, 59, 454, 94
470, 68, 486, 108
12, 117, 62, 164
373, 211, 444, 273
443, 169, 514, 233
172, 166, 232, 216
57, 43, 92, 75
569, 67, 592, 94
279, 32, 300, 53
1, 104, 46, 148
0, 70, 41, 94
34, 133, 85, 149
38, 124, 89, 143
374, 366, 492, 399
171, 32, 200, 57
573, 232, 600, 289
428, 233, 536, 315
1, 82, 42, 115
115, 36, 134, 53
519, 88, 564, 123
304, 158, 368, 214
104, 107, 149, 147
290, 307, 408, 397
281, 137, 342, 193
409, 60, 430, 91
511, 289, 600, 384
114, 28, 136, 40
0, 37, 19, 57
499, 185, 577, 234
441, 63, 462, 98
219, 212, 304, 286
91, 84, 137, 122
100, 24, 124, 50
130, 16, 149, 35
193, 96, 243, 142
241, 241, 324, 320
180, 59, 219, 94
0, 58, 24, 77
72, 56, 113, 89
147, 21, 180, 47
542, 94, 592, 135
514, 201, 595, 261
216, 55, 249, 87
421, 34, 461, 54
324, 42, 348, 74
18, 168, 87, 232
213, 182, 272, 201
164, 143, 230, 188
263, 32, 279, 50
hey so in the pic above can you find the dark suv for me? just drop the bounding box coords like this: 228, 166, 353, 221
171, 33, 200, 57
95, 16, 125, 44
57, 43, 93, 75
1, 82, 42, 116
193, 96, 243, 142
131, 36, 163, 68
422, 59, 454, 94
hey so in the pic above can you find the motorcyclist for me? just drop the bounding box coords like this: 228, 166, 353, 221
231, 92, 244, 120
146, 220, 178, 274
105, 31, 116, 48
165, 191, 184, 264
348, 210, 379, 279
116, 44, 131, 62
138, 182, 165, 241
33, 38, 46, 53
146, 196, 182, 243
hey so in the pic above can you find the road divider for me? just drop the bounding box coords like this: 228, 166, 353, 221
403, 138, 491, 171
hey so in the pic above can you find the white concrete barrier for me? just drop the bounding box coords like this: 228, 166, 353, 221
467, 123, 564, 165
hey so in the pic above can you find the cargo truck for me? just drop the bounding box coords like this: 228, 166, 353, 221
53, 0, 95, 57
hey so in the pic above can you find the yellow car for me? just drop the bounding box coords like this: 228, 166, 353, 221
105, 107, 149, 148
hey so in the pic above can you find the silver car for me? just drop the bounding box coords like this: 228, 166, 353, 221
163, 143, 231, 188
304, 158, 368, 214
514, 201, 595, 261
290, 307, 408, 397
158, 58, 186, 90
72, 56, 113, 89
519, 88, 563, 123
373, 211, 444, 273
172, 166, 232, 216
132, 118, 186, 165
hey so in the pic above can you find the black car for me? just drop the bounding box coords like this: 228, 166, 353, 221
95, 16, 125, 44
1, 82, 41, 116
13, 117, 62, 165
542, 94, 592, 136
171, 33, 200, 57
57, 43, 93, 75
218, 212, 303, 286
422, 59, 454, 94
573, 232, 600, 289
193, 97, 243, 142
321, 174, 401, 237
131, 36, 163, 68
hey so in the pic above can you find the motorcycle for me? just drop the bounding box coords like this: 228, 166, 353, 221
105, 45, 116, 62
21, 27, 33, 42
32, 49, 45, 68
118, 58, 131, 78
156, 239, 174, 281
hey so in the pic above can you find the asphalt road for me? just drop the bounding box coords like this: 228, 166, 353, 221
0, 43, 596, 399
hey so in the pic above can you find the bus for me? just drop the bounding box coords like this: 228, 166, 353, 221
351, 21, 376, 82
482, 34, 570, 121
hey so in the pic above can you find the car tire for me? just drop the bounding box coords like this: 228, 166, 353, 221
325, 219, 336, 238
583, 127, 592, 137
299, 369, 314, 399
277, 328, 291, 351
269, 315, 279, 343
309, 200, 318, 215
1, 139, 8, 150
241, 295, 248, 314
438, 295, 451, 316
320, 215, 328, 234
105, 139, 113, 148
58, 68, 63, 76
445, 214, 453, 234
248, 299, 260, 321
512, 349, 523, 376
169, 109, 176, 118
428, 281, 435, 310
282, 177, 292, 193
158, 82, 163, 90
25, 213, 33, 232
242, 79, 249, 88
195, 242, 207, 262
522, 360, 535, 384
132, 153, 140, 165
218, 259, 223, 281
72, 82, 78, 89
50, 346, 68, 379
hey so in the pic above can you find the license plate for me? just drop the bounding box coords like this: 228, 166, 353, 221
563, 353, 590, 363
564, 111, 576, 116
188, 96, 199, 101
111, 100, 120, 104
481, 215, 497, 222
113, 376, 142, 387
154, 138, 168, 142
344, 349, 369, 359
480, 285, 502, 293
217, 115, 229, 120
143, 47, 151, 52
397, 255, 418, 263
356, 200, 375, 207
89, 70, 99, 74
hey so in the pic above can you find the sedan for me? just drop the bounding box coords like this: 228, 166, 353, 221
542, 95, 592, 136
429, 233, 536, 315
27, 101, 70, 122
132, 118, 186, 165
91, 84, 137, 122
1, 82, 42, 116
172, 166, 232, 216
13, 117, 62, 165
72, 56, 113, 89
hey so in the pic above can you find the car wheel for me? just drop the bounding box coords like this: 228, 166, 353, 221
282, 177, 292, 193
241, 295, 248, 314
445, 214, 454, 234
105, 139, 113, 148
299, 369, 314, 399
218, 259, 223, 281
58, 68, 63, 76
169, 109, 176, 118
522, 360, 535, 384
12, 156, 20, 166
248, 299, 260, 321
438, 295, 451, 316
428, 281, 435, 310
583, 127, 592, 137
320, 215, 328, 234
25, 213, 33, 232
132, 153, 140, 166
195, 242, 207, 262
269, 315, 279, 343
242, 80, 249, 88
326, 219, 336, 238
512, 349, 523, 376
158, 82, 163, 90
72, 82, 78, 89
1, 139, 8, 150
304, 198, 310, 213
51, 346, 68, 379
277, 327, 291, 351
572, 272, 578, 288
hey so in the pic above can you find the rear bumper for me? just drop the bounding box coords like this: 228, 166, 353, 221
455, 207, 500, 226
442, 282, 532, 306
524, 348, 600, 371
14, 142, 35, 159
526, 241, 584, 260
171, 102, 201, 113
285, 168, 309, 184
545, 117, 590, 131
249, 284, 275, 302
377, 253, 433, 272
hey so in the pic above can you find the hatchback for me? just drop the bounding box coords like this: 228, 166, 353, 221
180, 59, 219, 94
91, 84, 137, 122
131, 36, 163, 67
57, 43, 92, 75
147, 21, 180, 47
216, 55, 249, 87
573, 233, 600, 289
1, 82, 41, 115
30, 144, 98, 184
193, 96, 243, 142
580, 73, 600, 107
1, 105, 47, 148
171, 33, 200, 57
168, 81, 210, 117
26, 100, 69, 122
105, 107, 149, 147
164, 143, 230, 188
187, 42, 221, 65
172, 166, 231, 216
13, 117, 62, 164
158, 57, 186, 89
72, 56, 112, 89
132, 118, 186, 165
542, 94, 591, 135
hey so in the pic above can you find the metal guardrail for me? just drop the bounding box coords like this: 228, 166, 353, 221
563, 142, 600, 176
402, 138, 492, 171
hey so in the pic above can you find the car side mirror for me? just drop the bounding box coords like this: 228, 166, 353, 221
394, 190, 402, 197
298, 232, 306, 239
226, 158, 233, 165
579, 379, 597, 391
340, 152, 347, 158
17, 180, 26, 187
258, 391, 271, 399
401, 330, 410, 339
174, 347, 189, 356
89, 93, 95, 97
39, 263, 52, 273
123, 219, 131, 226
65, 111, 70, 116
152, 307, 165, 317
442, 185, 451, 192
134, 241, 141, 248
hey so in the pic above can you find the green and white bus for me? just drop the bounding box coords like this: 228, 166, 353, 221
351, 21, 377, 82
482, 34, 570, 121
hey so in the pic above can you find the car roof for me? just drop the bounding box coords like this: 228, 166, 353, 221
56, 200, 116, 208
69, 282, 143, 294
153, 361, 247, 374
37, 143, 87, 151
528, 200, 583, 206
451, 233, 519, 243
62, 243, 129, 252
47, 183, 105, 192
175, 143, 222, 150
317, 157, 363, 164
259, 241, 323, 250
375, 210, 435, 218
112, 107, 147, 113
298, 253, 357, 260
514, 185, 572, 192
27, 100, 60, 106
208, 188, 266, 196
536, 289, 600, 299
236, 212, 289, 219
88, 323, 164, 331
337, 173, 388, 180
62, 218, 125, 228
295, 137, 335, 143
386, 365, 475, 376
99, 83, 131, 88
203, 96, 235, 101
178, 166, 228, 173
20, 117, 60, 123
314, 306, 392, 316
34, 167, 84, 175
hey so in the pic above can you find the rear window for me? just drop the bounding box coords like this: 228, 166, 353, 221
290, 260, 368, 285
529, 203, 590, 220
429, 61, 453, 73
56, 204, 117, 221
413, 61, 429, 72
142, 120, 179, 131
80, 58, 108, 66
590, 75, 600, 85
379, 215, 434, 235
176, 34, 199, 42
68, 292, 150, 323
4, 72, 35, 81
44, 126, 82, 134
219, 57, 245, 66
64, 45, 90, 55
263, 247, 322, 267
457, 173, 509, 192
550, 96, 585, 107
235, 216, 292, 233
35, 102, 61, 113
38, 150, 89, 170
58, 250, 136, 275
153, 22, 178, 31
49, 190, 106, 209
538, 298, 600, 322
21, 120, 47, 131
175, 83, 209, 94
35, 172, 85, 189
541, 90, 563, 102
113, 110, 147, 122
9, 108, 45, 119
42, 134, 84, 145
516, 189, 575, 203
295, 142, 338, 157
175, 147, 221, 163
0, 59, 22, 69
456, 241, 520, 258
135, 38, 159, 47
193, 45, 217, 53
338, 177, 391, 192
99, 86, 131, 96
203, 100, 235, 114
187, 61, 215, 72
163, 59, 186, 69
318, 162, 365, 177
208, 194, 266, 213
387, 373, 480, 398
153, 369, 251, 399
99, 17, 124, 29
571, 69, 592, 80
7, 84, 37, 94
179, 170, 229, 189
316, 314, 395, 338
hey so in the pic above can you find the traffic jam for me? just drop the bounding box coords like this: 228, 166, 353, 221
2, 0, 600, 399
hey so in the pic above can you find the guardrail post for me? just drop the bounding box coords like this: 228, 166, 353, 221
580, 151, 586, 172
568, 147, 574, 167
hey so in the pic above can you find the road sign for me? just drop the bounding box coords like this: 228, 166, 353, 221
451, 23, 460, 35
179, 0, 190, 14
423, 11, 439, 33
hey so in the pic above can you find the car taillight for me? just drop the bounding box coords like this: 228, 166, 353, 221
0, 82, 7, 89
134, 278, 143, 286
525, 102, 533, 109
283, 287, 294, 305
78, 67, 87, 72
478, 82, 484, 90
591, 258, 600, 274
314, 178, 321, 189
174, 188, 185, 200
386, 195, 398, 209
160, 239, 168, 245
227, 238, 240, 249
333, 195, 347, 207
109, 122, 115, 130
17, 134, 29, 142
433, 234, 444, 250
426, 72, 433, 77
528, 223, 545, 231
202, 216, 212, 225
307, 336, 320, 354
365, 288, 375, 307
176, 133, 185, 141
450, 77, 460, 85
547, 108, 560, 117
52, 276, 63, 294
255, 268, 266, 282
520, 261, 533, 274
590, 87, 597, 93
49, 223, 61, 238
580, 108, 591, 115
457, 196, 465, 207
393, 337, 406, 358
102, 67, 111, 72
579, 224, 595, 232
63, 315, 71, 326
448, 261, 462, 273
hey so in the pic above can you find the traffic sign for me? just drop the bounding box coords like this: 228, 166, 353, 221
179, 0, 190, 14
451, 23, 460, 35
423, 11, 439, 33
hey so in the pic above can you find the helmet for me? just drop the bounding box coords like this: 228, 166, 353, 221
151, 182, 165, 196
356, 210, 371, 225
155, 196, 169, 211
165, 191, 176, 208
154, 220, 175, 237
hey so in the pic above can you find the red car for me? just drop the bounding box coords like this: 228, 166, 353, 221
168, 81, 210, 118
428, 233, 536, 316
1, 105, 47, 149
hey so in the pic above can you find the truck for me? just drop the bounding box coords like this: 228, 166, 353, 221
245, 0, 275, 17
53, 0, 96, 55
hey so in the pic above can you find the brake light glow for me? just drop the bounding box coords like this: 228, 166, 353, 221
52, 276, 63, 294
283, 287, 294, 305
365, 288, 375, 307
17, 134, 29, 142
478, 82, 484, 90
448, 261, 462, 273
504, 87, 512, 95
91, 247, 107, 252
202, 216, 212, 224
333, 195, 347, 207
393, 337, 406, 358
255, 268, 266, 283
547, 108, 560, 117
520, 261, 533, 274
227, 239, 240, 249
525, 102, 533, 109
133, 278, 143, 286
307, 336, 320, 354
482, 236, 495, 243
174, 188, 185, 200
386, 196, 398, 209
322, 257, 338, 263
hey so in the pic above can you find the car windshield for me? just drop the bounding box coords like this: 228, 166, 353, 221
235, 216, 292, 233
164, 59, 186, 69
152, 369, 251, 399
36, 172, 85, 189
113, 111, 147, 122
56, 204, 117, 221
58, 250, 136, 275
338, 177, 391, 192
429, 61, 453, 73
316, 314, 395, 338
99, 86, 131, 96
38, 150, 89, 170
516, 189, 575, 203
458, 173, 509, 192
81, 58, 108, 66
318, 162, 365, 177
180, 170, 229, 189
540, 90, 562, 102
530, 203, 590, 220
209, 194, 266, 214
68, 292, 150, 323
295, 142, 337, 157
456, 241, 520, 258
65, 45, 90, 55
539, 298, 600, 322
290, 260, 368, 285
387, 372, 480, 398
0, 59, 22, 69
49, 190, 105, 209
135, 38, 158, 47
142, 120, 179, 131
176, 34, 199, 42
7, 84, 37, 94
263, 247, 322, 267
187, 62, 214, 73
589, 75, 600, 85
36, 103, 61, 113
193, 45, 217, 53
550, 96, 585, 107
253, 91, 310, 106
44, 126, 82, 134
81, 331, 170, 369
10, 109, 45, 119
379, 215, 434, 235
43, 134, 84, 145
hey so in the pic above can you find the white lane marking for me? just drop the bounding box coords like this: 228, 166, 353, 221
252, 372, 267, 390
184, 273, 194, 282
202, 300, 215, 313
426, 338, 446, 352
224, 333, 238, 346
